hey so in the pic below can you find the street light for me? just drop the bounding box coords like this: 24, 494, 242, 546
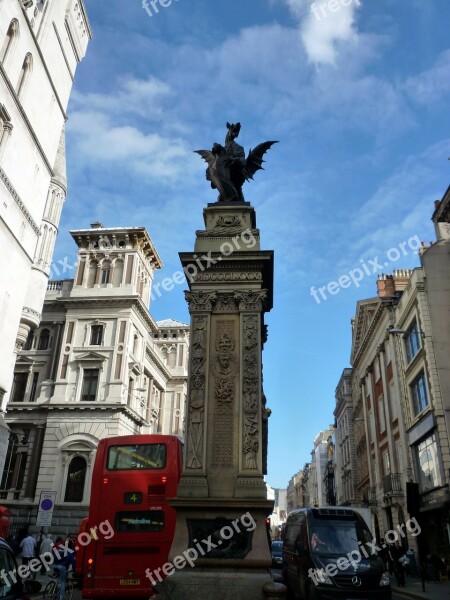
388, 327, 427, 338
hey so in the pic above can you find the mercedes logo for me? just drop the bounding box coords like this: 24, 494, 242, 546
352, 576, 362, 587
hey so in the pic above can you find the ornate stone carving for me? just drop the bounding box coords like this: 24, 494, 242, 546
242, 315, 260, 470
234, 290, 268, 311
186, 317, 208, 469
212, 322, 237, 468
213, 293, 238, 313
194, 271, 262, 283
185, 290, 217, 312
0, 166, 40, 235
195, 218, 259, 238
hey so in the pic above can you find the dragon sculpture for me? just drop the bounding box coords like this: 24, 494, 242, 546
195, 122, 278, 202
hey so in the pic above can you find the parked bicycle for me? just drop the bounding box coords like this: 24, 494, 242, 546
42, 568, 74, 600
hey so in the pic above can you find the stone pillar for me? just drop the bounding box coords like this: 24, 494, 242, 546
166, 202, 274, 600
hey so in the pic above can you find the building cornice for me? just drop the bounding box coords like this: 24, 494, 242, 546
7, 401, 149, 427
351, 298, 392, 368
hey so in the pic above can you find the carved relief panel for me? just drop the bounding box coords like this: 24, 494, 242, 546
211, 320, 238, 468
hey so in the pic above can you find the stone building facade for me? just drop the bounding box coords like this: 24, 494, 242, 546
0, 0, 91, 473
1, 224, 189, 537
335, 187, 450, 556
334, 368, 358, 506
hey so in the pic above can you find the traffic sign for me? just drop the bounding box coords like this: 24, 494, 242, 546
36, 491, 57, 527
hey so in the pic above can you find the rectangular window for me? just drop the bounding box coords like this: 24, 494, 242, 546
416, 433, 442, 492
81, 369, 99, 401
405, 319, 421, 363
383, 451, 390, 475
378, 396, 386, 432
411, 371, 429, 416
10, 372, 27, 402
29, 372, 39, 402
396, 443, 403, 474
90, 325, 103, 345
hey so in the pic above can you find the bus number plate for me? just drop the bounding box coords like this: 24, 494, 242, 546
120, 579, 140, 585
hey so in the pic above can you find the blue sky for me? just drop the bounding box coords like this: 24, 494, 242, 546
54, 0, 450, 489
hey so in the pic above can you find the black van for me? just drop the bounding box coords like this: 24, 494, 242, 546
282, 508, 391, 600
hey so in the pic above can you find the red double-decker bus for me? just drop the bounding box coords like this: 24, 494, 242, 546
82, 434, 183, 598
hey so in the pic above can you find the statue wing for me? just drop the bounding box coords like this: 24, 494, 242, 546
194, 149, 216, 170
244, 141, 278, 181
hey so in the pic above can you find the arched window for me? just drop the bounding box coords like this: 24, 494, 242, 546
112, 259, 124, 286
16, 53, 33, 98
101, 260, 111, 284
0, 19, 19, 65
87, 260, 98, 287
23, 330, 34, 350
64, 456, 87, 502
37, 328, 50, 350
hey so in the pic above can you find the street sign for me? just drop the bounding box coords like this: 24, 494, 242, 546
36, 491, 57, 527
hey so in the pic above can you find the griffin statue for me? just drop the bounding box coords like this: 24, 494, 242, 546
195, 123, 278, 202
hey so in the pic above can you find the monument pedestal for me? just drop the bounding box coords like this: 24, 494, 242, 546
165, 200, 274, 599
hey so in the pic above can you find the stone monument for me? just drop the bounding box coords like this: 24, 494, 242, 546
160, 124, 277, 599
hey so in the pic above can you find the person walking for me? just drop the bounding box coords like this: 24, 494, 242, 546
19, 532, 36, 567
53, 537, 75, 600
389, 540, 406, 586
39, 533, 54, 574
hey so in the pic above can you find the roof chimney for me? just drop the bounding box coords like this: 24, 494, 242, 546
377, 274, 395, 298
90, 221, 103, 229
377, 270, 412, 297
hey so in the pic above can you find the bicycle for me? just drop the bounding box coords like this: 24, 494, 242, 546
42, 568, 74, 600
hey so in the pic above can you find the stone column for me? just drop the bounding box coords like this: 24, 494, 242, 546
166, 202, 274, 600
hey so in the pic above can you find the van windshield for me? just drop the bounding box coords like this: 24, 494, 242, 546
310, 522, 373, 556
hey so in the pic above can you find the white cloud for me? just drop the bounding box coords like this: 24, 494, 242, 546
71, 76, 171, 118
405, 49, 450, 105
283, 0, 362, 65
67, 78, 195, 182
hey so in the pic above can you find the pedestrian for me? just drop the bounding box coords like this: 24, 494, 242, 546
19, 531, 36, 566
40, 533, 54, 555
39, 533, 54, 574
379, 538, 390, 572
389, 540, 406, 586
53, 537, 76, 600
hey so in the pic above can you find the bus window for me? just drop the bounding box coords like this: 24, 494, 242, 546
107, 443, 167, 470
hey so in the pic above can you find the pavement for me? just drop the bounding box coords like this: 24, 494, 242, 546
391, 575, 450, 600
27, 570, 450, 600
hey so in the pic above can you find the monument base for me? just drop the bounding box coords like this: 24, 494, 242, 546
159, 498, 273, 599
154, 567, 272, 600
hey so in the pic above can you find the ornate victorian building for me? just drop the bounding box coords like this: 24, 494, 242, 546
1, 224, 189, 535
0, 0, 91, 473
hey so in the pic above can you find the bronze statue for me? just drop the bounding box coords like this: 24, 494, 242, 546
195, 122, 278, 202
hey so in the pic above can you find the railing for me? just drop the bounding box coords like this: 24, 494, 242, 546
367, 485, 378, 505
382, 473, 402, 496
47, 280, 63, 291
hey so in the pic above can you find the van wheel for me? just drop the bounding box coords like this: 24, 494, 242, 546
305, 583, 315, 600
286, 588, 296, 600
